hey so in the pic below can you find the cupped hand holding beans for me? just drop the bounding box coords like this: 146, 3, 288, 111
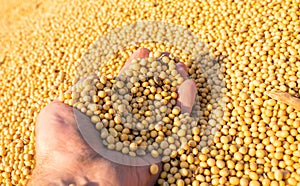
28, 48, 197, 186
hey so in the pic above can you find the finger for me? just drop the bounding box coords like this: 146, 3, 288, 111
119, 48, 150, 74
175, 62, 188, 79
177, 79, 197, 114
175, 61, 196, 114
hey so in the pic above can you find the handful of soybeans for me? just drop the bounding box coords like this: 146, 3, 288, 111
62, 51, 204, 172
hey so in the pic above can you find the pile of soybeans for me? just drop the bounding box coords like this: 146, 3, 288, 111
0, 0, 299, 185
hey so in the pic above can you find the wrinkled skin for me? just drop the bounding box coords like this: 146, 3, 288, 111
28, 48, 197, 186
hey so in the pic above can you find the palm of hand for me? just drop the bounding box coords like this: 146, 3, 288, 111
29, 48, 196, 186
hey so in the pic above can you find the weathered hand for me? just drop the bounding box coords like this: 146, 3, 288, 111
28, 48, 197, 186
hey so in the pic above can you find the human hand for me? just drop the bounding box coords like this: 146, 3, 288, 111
28, 48, 197, 186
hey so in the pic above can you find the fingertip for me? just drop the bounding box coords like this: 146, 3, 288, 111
137, 48, 150, 56
120, 48, 150, 74
128, 48, 150, 63
176, 62, 188, 72
176, 62, 188, 79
